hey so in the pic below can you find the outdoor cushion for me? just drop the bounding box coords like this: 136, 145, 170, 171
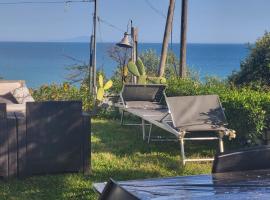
0, 81, 23, 95
0, 93, 18, 104
6, 104, 26, 116
12, 86, 35, 104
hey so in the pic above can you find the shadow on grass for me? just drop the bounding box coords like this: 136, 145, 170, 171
92, 119, 221, 158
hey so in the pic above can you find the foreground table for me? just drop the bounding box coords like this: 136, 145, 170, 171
94, 170, 270, 199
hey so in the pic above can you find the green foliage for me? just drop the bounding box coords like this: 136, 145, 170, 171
32, 82, 93, 112
139, 49, 160, 76
32, 82, 80, 101
229, 32, 270, 87
139, 49, 178, 78
166, 77, 270, 145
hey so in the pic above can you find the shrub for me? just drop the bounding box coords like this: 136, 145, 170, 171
229, 32, 270, 88
32, 82, 93, 111
166, 77, 270, 145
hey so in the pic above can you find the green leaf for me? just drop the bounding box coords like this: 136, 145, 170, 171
127, 60, 140, 76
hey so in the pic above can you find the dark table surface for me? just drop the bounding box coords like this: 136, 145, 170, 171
94, 169, 270, 199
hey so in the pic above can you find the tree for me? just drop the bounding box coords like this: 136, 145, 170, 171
229, 32, 270, 87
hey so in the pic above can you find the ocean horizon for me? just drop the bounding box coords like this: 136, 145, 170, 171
0, 42, 249, 88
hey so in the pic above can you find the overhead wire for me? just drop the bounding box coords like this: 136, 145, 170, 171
0, 0, 93, 5
98, 17, 125, 33
144, 0, 166, 19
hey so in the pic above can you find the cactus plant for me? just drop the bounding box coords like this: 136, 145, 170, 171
138, 75, 147, 84
97, 74, 113, 101
127, 60, 140, 76
127, 58, 166, 85
147, 76, 167, 84
123, 65, 129, 77
136, 58, 146, 75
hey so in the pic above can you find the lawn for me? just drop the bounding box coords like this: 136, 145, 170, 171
0, 119, 214, 200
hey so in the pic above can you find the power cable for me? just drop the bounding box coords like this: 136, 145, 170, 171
97, 16, 103, 42
98, 17, 125, 33
0, 0, 93, 5
144, 0, 166, 19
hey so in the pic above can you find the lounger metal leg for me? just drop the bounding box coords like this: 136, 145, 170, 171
179, 137, 186, 166
120, 110, 124, 125
147, 124, 153, 144
142, 119, 146, 140
219, 132, 224, 153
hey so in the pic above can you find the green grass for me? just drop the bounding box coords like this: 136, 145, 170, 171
0, 119, 214, 199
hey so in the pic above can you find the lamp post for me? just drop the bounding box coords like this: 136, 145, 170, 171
116, 32, 132, 83
116, 20, 138, 84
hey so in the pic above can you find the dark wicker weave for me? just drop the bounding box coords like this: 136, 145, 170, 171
0, 101, 90, 178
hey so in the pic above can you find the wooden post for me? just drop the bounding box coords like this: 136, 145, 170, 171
158, 0, 175, 77
131, 25, 138, 83
179, 0, 188, 77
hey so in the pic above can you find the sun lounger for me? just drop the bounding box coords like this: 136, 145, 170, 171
118, 84, 234, 165
119, 84, 167, 140
164, 95, 231, 165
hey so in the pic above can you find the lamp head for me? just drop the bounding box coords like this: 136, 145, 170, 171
116, 32, 132, 48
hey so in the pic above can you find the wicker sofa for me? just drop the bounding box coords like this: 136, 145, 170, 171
0, 80, 90, 178
0, 80, 34, 116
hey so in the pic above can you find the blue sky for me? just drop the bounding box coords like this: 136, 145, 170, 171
0, 0, 270, 43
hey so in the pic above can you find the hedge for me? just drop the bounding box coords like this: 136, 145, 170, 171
31, 78, 270, 145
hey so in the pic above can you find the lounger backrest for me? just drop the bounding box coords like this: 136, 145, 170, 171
121, 84, 166, 103
212, 145, 270, 173
166, 95, 227, 129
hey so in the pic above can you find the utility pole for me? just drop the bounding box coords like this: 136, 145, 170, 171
158, 0, 175, 77
89, 35, 94, 95
92, 0, 98, 93
179, 0, 188, 77
131, 21, 138, 83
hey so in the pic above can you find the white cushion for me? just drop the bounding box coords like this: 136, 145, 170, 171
12, 87, 35, 104
6, 104, 26, 114
0, 81, 23, 95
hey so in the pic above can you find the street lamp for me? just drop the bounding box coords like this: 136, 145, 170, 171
116, 32, 133, 49
116, 20, 138, 83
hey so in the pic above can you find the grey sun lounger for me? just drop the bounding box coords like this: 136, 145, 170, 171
118, 84, 234, 165
118, 84, 168, 140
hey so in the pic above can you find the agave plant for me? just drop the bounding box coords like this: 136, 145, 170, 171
97, 74, 113, 101
127, 58, 166, 84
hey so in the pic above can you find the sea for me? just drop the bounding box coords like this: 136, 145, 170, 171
0, 42, 249, 88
